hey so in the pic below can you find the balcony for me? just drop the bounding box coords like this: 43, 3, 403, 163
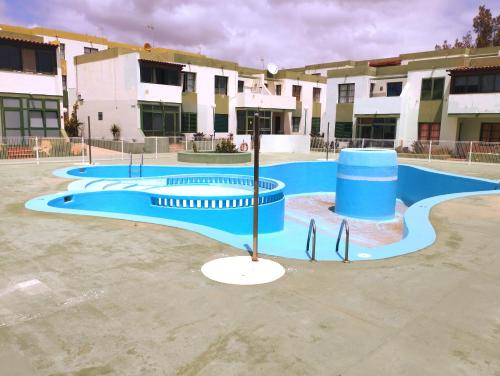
353, 96, 401, 116
235, 92, 296, 110
138, 82, 182, 103
448, 93, 500, 115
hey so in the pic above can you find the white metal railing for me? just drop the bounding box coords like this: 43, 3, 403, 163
0, 135, 499, 165
310, 137, 500, 164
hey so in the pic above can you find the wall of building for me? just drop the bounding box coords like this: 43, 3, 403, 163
41, 36, 107, 108
0, 70, 62, 97
75, 52, 143, 140
281, 79, 327, 135
181, 64, 238, 136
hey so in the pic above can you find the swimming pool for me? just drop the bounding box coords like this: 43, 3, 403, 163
26, 161, 499, 261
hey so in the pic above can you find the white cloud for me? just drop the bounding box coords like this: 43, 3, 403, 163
0, 0, 488, 68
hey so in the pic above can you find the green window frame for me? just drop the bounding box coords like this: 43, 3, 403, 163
214, 114, 228, 133
334, 122, 352, 138
181, 112, 197, 133
292, 117, 301, 132
1, 96, 61, 137
421, 77, 444, 100
311, 117, 321, 135
140, 102, 180, 136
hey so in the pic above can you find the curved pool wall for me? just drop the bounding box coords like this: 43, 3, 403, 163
30, 161, 499, 261
49, 174, 285, 235
335, 149, 398, 220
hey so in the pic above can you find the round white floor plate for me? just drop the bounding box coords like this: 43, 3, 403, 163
201, 256, 285, 285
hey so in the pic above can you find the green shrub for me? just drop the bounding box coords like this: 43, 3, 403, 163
215, 138, 238, 153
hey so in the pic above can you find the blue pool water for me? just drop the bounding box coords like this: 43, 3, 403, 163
26, 161, 499, 261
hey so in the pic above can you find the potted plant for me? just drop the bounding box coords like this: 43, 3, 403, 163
110, 124, 121, 140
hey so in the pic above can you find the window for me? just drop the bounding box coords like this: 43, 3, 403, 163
238, 80, 244, 93
418, 123, 441, 141
60, 43, 65, 59
311, 118, 321, 135
387, 82, 403, 97
215, 75, 228, 95
214, 114, 228, 132
84, 47, 98, 54
140, 103, 180, 136
139, 62, 181, 86
292, 117, 301, 132
21, 49, 36, 72
1, 97, 60, 137
0, 44, 22, 70
181, 112, 197, 133
335, 122, 352, 138
451, 73, 500, 94
0, 40, 56, 74
338, 83, 355, 103
182, 72, 196, 92
421, 77, 444, 100
313, 87, 321, 102
480, 123, 500, 142
292, 85, 301, 100
275, 84, 281, 96
98, 112, 103, 121
356, 117, 396, 140
36, 50, 56, 74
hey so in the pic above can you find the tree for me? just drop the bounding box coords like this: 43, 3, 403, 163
435, 5, 499, 50
64, 102, 82, 137
473, 5, 494, 47
494, 15, 500, 46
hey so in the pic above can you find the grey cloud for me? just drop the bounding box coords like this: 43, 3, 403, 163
0, 0, 483, 68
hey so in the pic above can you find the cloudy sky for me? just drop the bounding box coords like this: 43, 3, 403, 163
0, 0, 497, 69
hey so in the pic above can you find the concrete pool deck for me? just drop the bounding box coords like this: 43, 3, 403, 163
0, 154, 499, 375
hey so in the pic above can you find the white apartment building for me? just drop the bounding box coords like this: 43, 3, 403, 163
295, 48, 500, 144
0, 29, 63, 140
3, 22, 497, 151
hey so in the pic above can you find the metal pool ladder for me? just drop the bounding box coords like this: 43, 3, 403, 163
335, 219, 350, 263
306, 218, 317, 261
128, 153, 145, 178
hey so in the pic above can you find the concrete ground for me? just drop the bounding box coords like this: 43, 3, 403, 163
0, 155, 499, 376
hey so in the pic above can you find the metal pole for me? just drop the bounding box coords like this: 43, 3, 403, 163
155, 136, 158, 159
326, 122, 330, 160
361, 138, 365, 148
81, 136, 85, 164
121, 139, 124, 160
303, 110, 306, 135
333, 137, 336, 155
428, 140, 432, 163
35, 136, 39, 165
87, 116, 92, 165
468, 141, 473, 165
252, 110, 260, 262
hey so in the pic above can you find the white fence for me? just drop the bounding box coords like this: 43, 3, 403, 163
310, 137, 500, 164
0, 136, 499, 165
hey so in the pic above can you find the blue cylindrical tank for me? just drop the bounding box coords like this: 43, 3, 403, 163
335, 149, 398, 220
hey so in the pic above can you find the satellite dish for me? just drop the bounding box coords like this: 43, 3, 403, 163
267, 63, 279, 75
143, 42, 152, 51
